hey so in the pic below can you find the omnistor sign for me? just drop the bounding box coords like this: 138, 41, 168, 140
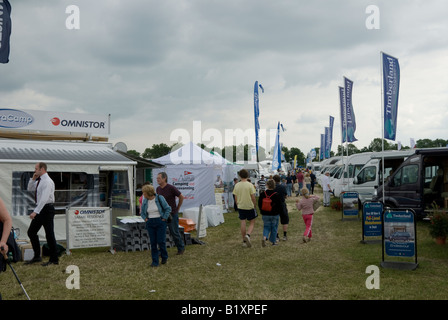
0, 108, 110, 136
51, 117, 106, 129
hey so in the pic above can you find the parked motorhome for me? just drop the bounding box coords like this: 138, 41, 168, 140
332, 152, 372, 197
318, 156, 343, 186
350, 149, 416, 205
306, 161, 322, 174
373, 148, 448, 218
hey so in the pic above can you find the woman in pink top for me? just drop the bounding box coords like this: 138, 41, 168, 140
295, 187, 319, 243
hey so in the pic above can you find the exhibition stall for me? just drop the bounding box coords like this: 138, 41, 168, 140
152, 142, 240, 211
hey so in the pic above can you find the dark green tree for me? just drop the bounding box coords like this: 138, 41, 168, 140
142, 143, 173, 159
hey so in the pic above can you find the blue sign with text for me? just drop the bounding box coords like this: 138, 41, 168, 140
342, 192, 359, 219
363, 202, 382, 238
383, 210, 415, 258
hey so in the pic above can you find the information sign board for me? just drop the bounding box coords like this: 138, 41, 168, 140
381, 209, 418, 270
361, 202, 383, 243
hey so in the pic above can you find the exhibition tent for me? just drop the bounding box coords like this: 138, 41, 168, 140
152, 142, 239, 211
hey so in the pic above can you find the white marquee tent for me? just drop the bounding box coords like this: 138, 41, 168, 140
152, 142, 240, 211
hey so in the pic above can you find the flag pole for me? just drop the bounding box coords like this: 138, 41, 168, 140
254, 81, 261, 176
380, 51, 385, 205
344, 84, 349, 191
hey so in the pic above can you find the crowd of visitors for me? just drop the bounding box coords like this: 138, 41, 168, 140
233, 168, 320, 248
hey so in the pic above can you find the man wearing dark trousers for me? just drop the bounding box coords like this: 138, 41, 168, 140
26, 162, 58, 266
156, 172, 185, 255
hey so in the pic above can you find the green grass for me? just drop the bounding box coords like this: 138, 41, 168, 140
1, 186, 448, 300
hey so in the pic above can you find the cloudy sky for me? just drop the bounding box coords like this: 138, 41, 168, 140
1, 0, 447, 159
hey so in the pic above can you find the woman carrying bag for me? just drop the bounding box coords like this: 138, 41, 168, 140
140, 184, 172, 267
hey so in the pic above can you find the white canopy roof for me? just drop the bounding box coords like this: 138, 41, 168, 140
153, 141, 228, 166
0, 139, 136, 165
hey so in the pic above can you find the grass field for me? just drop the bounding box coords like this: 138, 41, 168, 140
1, 186, 448, 301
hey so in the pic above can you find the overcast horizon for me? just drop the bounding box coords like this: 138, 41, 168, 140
1, 1, 447, 157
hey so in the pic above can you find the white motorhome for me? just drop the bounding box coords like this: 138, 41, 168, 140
318, 156, 343, 186
332, 152, 372, 197
348, 149, 416, 205
306, 161, 321, 171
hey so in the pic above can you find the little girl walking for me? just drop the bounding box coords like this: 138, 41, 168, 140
295, 187, 320, 243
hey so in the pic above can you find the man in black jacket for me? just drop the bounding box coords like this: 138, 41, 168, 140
273, 175, 289, 241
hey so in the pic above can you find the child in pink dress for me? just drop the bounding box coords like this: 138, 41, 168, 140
295, 187, 320, 243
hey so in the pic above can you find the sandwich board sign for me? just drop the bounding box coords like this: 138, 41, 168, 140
66, 207, 112, 253
341, 192, 359, 221
381, 209, 418, 270
361, 201, 383, 244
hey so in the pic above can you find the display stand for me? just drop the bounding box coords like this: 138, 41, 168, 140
66, 207, 114, 255
381, 209, 418, 270
341, 192, 359, 221
361, 201, 383, 244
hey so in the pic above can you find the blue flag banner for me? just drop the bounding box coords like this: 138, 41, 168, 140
344, 77, 357, 142
254, 81, 262, 155
320, 134, 325, 160
329, 115, 334, 155
382, 52, 400, 141
272, 122, 281, 171
325, 127, 330, 159
0, 0, 12, 64
339, 86, 347, 143
280, 143, 285, 161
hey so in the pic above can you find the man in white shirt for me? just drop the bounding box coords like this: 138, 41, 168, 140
26, 162, 58, 266
321, 171, 332, 207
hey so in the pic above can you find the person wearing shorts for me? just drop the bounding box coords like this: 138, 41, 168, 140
233, 169, 257, 247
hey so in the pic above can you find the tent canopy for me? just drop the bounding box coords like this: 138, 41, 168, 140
152, 142, 239, 211
0, 139, 136, 165
153, 142, 228, 166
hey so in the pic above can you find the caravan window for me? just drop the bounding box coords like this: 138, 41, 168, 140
12, 171, 97, 216
356, 166, 376, 184
333, 167, 343, 179
348, 164, 366, 179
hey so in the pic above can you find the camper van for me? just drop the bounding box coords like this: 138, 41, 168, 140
312, 161, 321, 174
373, 148, 448, 218
318, 156, 343, 186
350, 149, 416, 205
306, 161, 322, 174
332, 152, 372, 197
